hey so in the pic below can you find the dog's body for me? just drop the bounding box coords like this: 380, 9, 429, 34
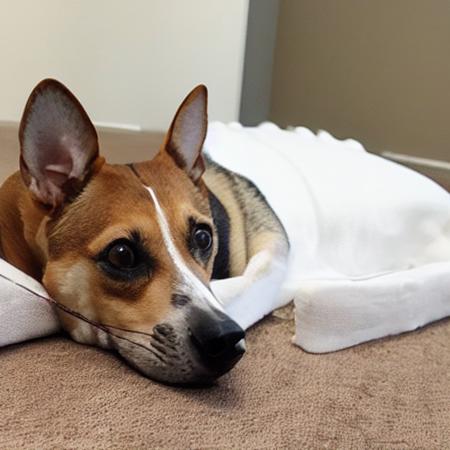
0, 80, 289, 384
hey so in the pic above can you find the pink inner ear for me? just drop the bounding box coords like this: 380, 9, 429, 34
177, 105, 205, 170
36, 133, 74, 175
45, 166, 72, 187
20, 81, 98, 206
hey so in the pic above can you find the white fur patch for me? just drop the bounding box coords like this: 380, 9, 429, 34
145, 186, 224, 312
56, 262, 110, 348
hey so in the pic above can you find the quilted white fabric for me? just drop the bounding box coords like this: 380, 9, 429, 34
0, 258, 59, 347
205, 122, 450, 352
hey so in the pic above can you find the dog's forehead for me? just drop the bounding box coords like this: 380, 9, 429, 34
47, 165, 154, 255
48, 160, 210, 256
130, 156, 211, 215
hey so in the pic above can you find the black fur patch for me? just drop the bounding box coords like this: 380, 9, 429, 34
208, 190, 230, 280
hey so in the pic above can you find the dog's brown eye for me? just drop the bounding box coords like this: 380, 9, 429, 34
193, 227, 212, 251
97, 234, 154, 281
108, 244, 136, 269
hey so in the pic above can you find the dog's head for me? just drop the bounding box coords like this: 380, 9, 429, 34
18, 79, 245, 385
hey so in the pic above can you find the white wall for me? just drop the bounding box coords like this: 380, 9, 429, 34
0, 0, 249, 130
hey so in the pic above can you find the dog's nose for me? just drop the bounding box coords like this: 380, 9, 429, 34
188, 307, 245, 375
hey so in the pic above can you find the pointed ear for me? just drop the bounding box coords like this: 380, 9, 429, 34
19, 79, 100, 208
163, 85, 208, 183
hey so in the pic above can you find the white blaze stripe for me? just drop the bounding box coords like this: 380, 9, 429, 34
145, 186, 224, 311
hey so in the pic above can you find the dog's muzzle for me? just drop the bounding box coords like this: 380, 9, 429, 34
111, 304, 246, 385
187, 306, 246, 377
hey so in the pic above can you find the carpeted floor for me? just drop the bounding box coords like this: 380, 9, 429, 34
1, 314, 450, 449
1, 123, 449, 449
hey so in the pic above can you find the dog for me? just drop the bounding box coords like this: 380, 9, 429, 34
0, 79, 289, 385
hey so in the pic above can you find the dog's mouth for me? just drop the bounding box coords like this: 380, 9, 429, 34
52, 286, 245, 385
110, 311, 246, 386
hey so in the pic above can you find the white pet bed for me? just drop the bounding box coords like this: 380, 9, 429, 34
1, 123, 449, 352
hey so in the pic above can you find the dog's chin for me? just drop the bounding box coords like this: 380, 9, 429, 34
113, 334, 245, 386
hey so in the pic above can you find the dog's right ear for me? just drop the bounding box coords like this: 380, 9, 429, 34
19, 79, 100, 209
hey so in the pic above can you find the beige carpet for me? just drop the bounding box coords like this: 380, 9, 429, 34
1, 315, 449, 449
1, 123, 449, 449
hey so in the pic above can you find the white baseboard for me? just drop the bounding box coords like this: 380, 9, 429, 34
382, 151, 450, 171
93, 121, 141, 132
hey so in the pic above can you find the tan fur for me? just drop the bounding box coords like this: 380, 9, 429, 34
0, 150, 287, 342
41, 156, 216, 341
203, 161, 289, 277
0, 172, 47, 279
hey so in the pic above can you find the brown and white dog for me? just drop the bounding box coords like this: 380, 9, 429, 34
0, 80, 289, 384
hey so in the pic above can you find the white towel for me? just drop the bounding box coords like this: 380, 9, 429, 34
1, 122, 449, 352
0, 258, 59, 347
205, 122, 450, 352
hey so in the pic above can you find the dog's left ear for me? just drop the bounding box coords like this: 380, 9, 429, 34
163, 85, 208, 183
19, 79, 100, 209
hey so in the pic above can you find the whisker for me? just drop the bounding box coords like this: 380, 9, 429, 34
151, 332, 167, 346
149, 339, 168, 355
103, 329, 167, 364
149, 337, 175, 355
149, 339, 180, 362
0, 272, 166, 363
94, 323, 154, 338
151, 333, 178, 352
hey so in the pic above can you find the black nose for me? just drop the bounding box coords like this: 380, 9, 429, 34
188, 308, 246, 375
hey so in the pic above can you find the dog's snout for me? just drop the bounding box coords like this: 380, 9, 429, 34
188, 308, 245, 375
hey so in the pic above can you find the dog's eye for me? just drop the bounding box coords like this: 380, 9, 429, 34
97, 235, 154, 281
107, 243, 136, 269
192, 226, 213, 251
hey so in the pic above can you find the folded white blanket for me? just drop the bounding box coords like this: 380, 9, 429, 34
0, 258, 59, 347
205, 122, 450, 351
1, 122, 449, 352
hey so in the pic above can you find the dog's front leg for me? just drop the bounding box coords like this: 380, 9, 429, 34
211, 246, 289, 329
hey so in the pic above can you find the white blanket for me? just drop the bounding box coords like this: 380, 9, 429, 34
0, 258, 59, 347
1, 122, 450, 352
205, 122, 450, 352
